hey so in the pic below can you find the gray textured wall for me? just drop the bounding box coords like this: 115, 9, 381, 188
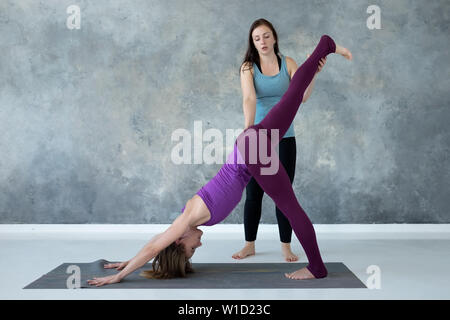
1, 0, 449, 224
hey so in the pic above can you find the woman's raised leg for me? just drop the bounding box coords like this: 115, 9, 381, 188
259, 34, 336, 143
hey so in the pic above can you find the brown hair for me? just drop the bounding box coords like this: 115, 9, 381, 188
140, 242, 194, 279
239, 18, 281, 75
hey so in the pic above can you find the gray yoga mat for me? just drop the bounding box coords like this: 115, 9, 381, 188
24, 259, 366, 289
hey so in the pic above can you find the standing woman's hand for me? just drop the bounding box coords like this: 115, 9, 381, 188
317, 57, 327, 73
307, 54, 327, 73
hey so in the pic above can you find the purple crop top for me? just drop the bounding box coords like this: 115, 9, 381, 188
181, 143, 252, 226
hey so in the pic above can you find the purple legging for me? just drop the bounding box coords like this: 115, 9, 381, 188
236, 35, 336, 278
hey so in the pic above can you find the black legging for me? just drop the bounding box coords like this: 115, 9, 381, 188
243, 136, 296, 243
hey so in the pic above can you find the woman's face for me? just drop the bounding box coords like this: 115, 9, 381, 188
177, 227, 203, 259
252, 25, 276, 55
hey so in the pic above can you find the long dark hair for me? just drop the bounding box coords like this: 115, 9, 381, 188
239, 18, 280, 75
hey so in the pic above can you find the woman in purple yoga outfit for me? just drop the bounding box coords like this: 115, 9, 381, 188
87, 34, 352, 287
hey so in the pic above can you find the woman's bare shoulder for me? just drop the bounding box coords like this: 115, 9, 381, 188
189, 195, 211, 226
285, 56, 298, 68
240, 61, 254, 76
284, 56, 298, 78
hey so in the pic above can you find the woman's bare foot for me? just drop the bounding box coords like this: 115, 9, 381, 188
232, 241, 255, 259
335, 44, 353, 60
281, 243, 298, 262
285, 267, 315, 280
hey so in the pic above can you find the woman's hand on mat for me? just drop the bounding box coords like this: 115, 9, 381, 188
104, 261, 128, 270
87, 274, 121, 287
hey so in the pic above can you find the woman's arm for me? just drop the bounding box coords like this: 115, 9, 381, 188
87, 208, 193, 286
115, 212, 192, 281
240, 63, 257, 129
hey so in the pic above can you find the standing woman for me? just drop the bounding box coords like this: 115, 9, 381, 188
233, 19, 327, 261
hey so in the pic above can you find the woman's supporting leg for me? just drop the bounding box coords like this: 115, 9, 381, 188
243, 134, 327, 278
231, 178, 262, 259
277, 137, 298, 262
234, 137, 298, 261
244, 178, 264, 241
276, 137, 296, 244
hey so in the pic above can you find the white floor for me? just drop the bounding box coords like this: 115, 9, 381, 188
1, 224, 450, 300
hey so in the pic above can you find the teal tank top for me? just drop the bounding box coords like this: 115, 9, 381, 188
253, 54, 295, 138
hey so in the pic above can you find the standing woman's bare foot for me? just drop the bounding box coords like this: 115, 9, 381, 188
335, 44, 353, 60
281, 243, 299, 262
232, 241, 255, 259
285, 267, 315, 280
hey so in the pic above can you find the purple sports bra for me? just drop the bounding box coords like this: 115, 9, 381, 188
181, 143, 252, 226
